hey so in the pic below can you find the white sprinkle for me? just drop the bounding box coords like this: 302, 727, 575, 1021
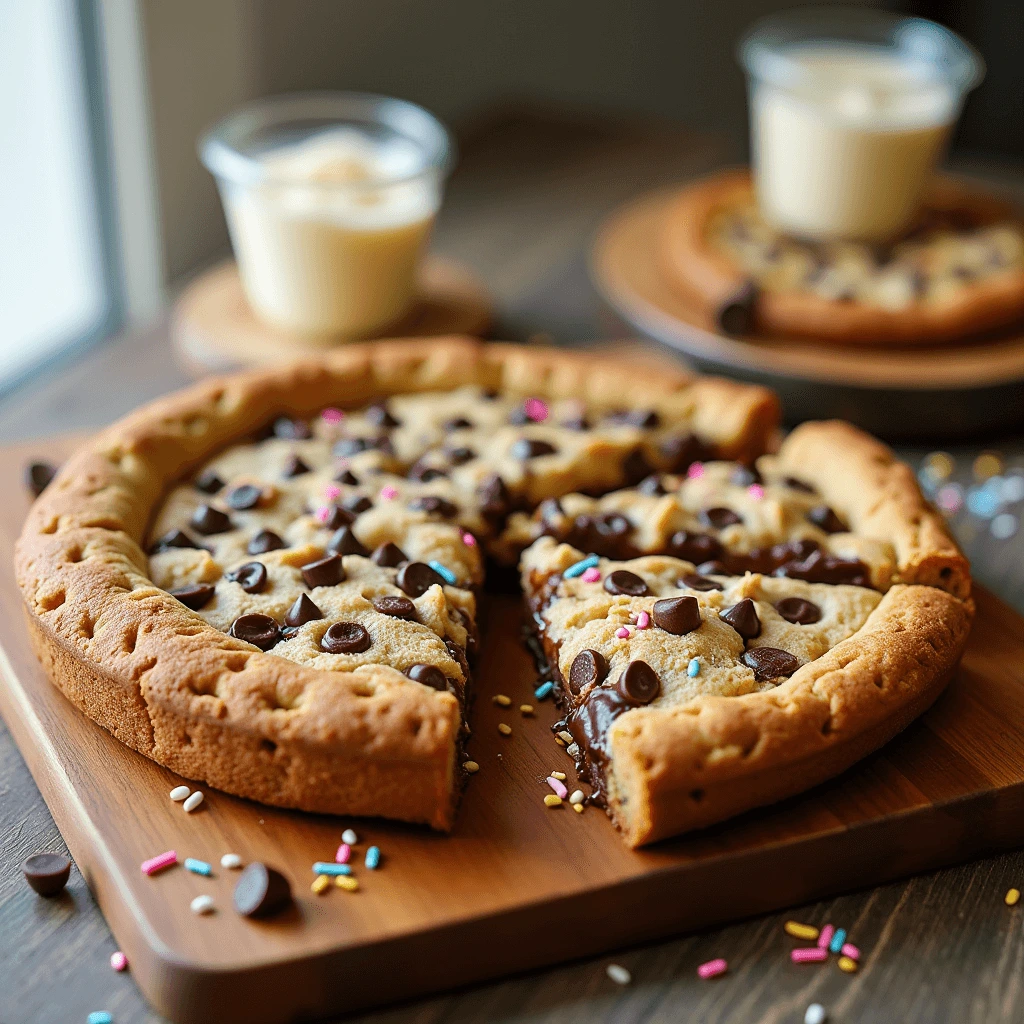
190, 894, 215, 915
569, 790, 585, 805
342, 829, 358, 846
220, 853, 242, 870
566, 742, 580, 759
182, 791, 204, 813
804, 1004, 827, 1024
606, 963, 632, 985
170, 786, 190, 802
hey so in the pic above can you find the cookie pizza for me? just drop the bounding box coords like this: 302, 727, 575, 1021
520, 420, 973, 846
661, 168, 1024, 346
15, 337, 777, 831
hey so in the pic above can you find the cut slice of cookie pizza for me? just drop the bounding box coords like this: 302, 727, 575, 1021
520, 420, 973, 846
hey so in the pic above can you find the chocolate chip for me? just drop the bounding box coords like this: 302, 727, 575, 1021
406, 663, 447, 690
446, 445, 476, 465
170, 583, 215, 610
659, 434, 709, 473
443, 416, 472, 431
510, 438, 557, 460
652, 595, 702, 634
785, 477, 816, 494
604, 569, 649, 596
775, 597, 821, 624
328, 525, 369, 557
229, 614, 280, 650
595, 513, 631, 539
720, 598, 761, 640
742, 647, 800, 681
637, 474, 667, 496
396, 561, 446, 597
445, 639, 470, 679
226, 561, 268, 594
194, 469, 223, 495
372, 595, 417, 620
321, 621, 371, 654
22, 853, 71, 896
233, 862, 292, 918
301, 554, 344, 588
622, 447, 652, 484
371, 541, 407, 567
716, 281, 757, 335
365, 403, 400, 428
700, 507, 742, 530
280, 626, 300, 641
342, 495, 373, 514
616, 660, 661, 704
669, 531, 723, 563
150, 528, 197, 554
283, 454, 310, 478
273, 417, 311, 440
730, 464, 762, 487
478, 474, 511, 517
407, 461, 447, 483
697, 559, 728, 576
568, 649, 607, 694
629, 410, 660, 428
807, 505, 847, 534
226, 484, 262, 511
335, 469, 359, 486
322, 505, 356, 530
677, 573, 724, 592
248, 529, 286, 555
190, 504, 232, 535
285, 593, 323, 626
775, 548, 869, 587
409, 495, 458, 518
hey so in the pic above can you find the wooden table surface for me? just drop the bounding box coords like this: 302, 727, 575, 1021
3, 110, 1024, 1024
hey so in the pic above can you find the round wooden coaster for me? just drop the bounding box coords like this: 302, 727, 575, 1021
172, 257, 493, 376
590, 188, 1024, 440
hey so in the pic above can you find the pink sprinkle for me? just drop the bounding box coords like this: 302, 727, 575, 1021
110, 951, 128, 972
687, 462, 705, 480
546, 776, 568, 799
321, 408, 344, 424
841, 942, 860, 961
141, 850, 177, 876
336, 843, 351, 864
581, 567, 601, 583
747, 484, 765, 500
636, 611, 650, 629
615, 626, 630, 639
461, 532, 477, 547
315, 506, 331, 524
817, 924, 835, 950
324, 484, 342, 500
380, 485, 399, 500
524, 397, 549, 422
697, 958, 728, 979
792, 947, 829, 963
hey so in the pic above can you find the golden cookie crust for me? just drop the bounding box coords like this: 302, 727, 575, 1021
661, 168, 1024, 346
15, 336, 778, 830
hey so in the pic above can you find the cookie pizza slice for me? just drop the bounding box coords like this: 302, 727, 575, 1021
520, 421, 973, 846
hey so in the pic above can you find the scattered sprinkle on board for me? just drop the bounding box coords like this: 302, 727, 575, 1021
190, 894, 215, 915
341, 829, 358, 845
336, 875, 359, 892
543, 794, 562, 808
1007, 888, 1021, 906
785, 921, 820, 941
498, 723, 512, 736
792, 947, 828, 963
169, 785, 190, 802
838, 956, 858, 973
606, 963, 631, 985
805, 1004, 827, 1024
311, 875, 331, 895
697, 958, 728, 979
110, 951, 128, 972
365, 846, 381, 870
492, 694, 511, 706
182, 791, 204, 813
463, 760, 479, 773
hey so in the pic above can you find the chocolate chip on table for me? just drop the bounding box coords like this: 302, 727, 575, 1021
321, 621, 371, 654
677, 573, 724, 592
194, 469, 224, 495
443, 416, 472, 431
700, 507, 742, 530
406, 663, 448, 690
568, 649, 607, 694
301, 554, 345, 589
716, 280, 758, 336
365, 403, 400, 428
282, 454, 310, 478
233, 862, 292, 918
285, 593, 323, 627
730, 464, 762, 487
226, 484, 262, 511
776, 596, 822, 625
396, 561, 446, 597
445, 445, 476, 465
229, 614, 280, 651
478, 474, 511, 517
322, 505, 356, 530
273, 417, 312, 440
372, 595, 418, 620
342, 495, 373, 514
190, 504, 233, 536
226, 561, 268, 594
637, 474, 667, 496
328, 525, 369, 557
720, 598, 761, 640
742, 647, 800, 682
807, 505, 847, 534
335, 469, 359, 486
248, 529, 286, 555
652, 596, 702, 635
604, 569, 649, 597
510, 438, 557, 460
371, 542, 407, 568
409, 495, 458, 518
150, 528, 198, 554
170, 583, 215, 610
616, 660, 661, 705
22, 853, 71, 896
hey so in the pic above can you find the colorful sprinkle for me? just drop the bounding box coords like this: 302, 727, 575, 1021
557, 730, 574, 744
564, 555, 600, 578
544, 794, 563, 807
687, 658, 701, 678
520, 703, 534, 715
190, 894, 215, 915
110, 951, 128, 972
493, 694, 512, 706
220, 853, 242, 870
829, 927, 847, 954
785, 921, 820, 941
841, 942, 860, 960
636, 611, 650, 629
792, 947, 829, 963
312, 862, 352, 876
183, 791, 204, 813
141, 850, 177, 876
463, 760, 479, 773
547, 776, 568, 799
380, 485, 399, 501
687, 462, 705, 480
524, 397, 549, 422
1006, 888, 1021, 906
498, 723, 512, 736
747, 484, 765, 500
336, 875, 359, 892
342, 829, 358, 845
87, 1013, 113, 1024
321, 408, 344, 424
697, 958, 728, 979
606, 963, 631, 985
427, 560, 457, 585
315, 506, 331, 523
569, 789, 585, 805
837, 956, 858, 973
534, 681, 555, 700
551, 771, 567, 780
461, 531, 477, 547
580, 567, 602, 583
573, 802, 584, 813
804, 1004, 827, 1024
311, 875, 331, 895
169, 785, 190, 802
615, 626, 631, 639
335, 843, 351, 864
184, 858, 212, 877
324, 484, 342, 500
365, 846, 381, 870
817, 923, 835, 949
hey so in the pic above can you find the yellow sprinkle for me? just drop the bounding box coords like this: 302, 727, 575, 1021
492, 694, 512, 706
569, 789, 585, 804
573, 802, 584, 813
335, 875, 359, 892
557, 730, 574, 744
837, 956, 858, 973
311, 875, 331, 895
543, 794, 563, 807
551, 771, 567, 781
520, 704, 534, 715
498, 723, 512, 736
1006, 888, 1020, 906
973, 452, 1003, 481
784, 921, 820, 941
463, 760, 480, 773
555, 736, 566, 746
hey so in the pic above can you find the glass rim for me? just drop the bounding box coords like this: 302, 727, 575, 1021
198, 91, 455, 191
738, 7, 985, 94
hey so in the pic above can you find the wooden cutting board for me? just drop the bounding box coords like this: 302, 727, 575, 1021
3, 435, 1024, 1024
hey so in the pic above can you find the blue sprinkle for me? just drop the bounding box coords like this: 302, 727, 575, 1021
427, 560, 457, 585
534, 681, 555, 701
88, 1014, 113, 1024
183, 857, 212, 877
829, 927, 847, 954
365, 845, 381, 870
563, 555, 599, 578
687, 658, 700, 678
312, 862, 352, 876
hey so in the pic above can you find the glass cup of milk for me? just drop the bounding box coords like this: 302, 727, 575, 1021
739, 8, 983, 242
200, 93, 453, 338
